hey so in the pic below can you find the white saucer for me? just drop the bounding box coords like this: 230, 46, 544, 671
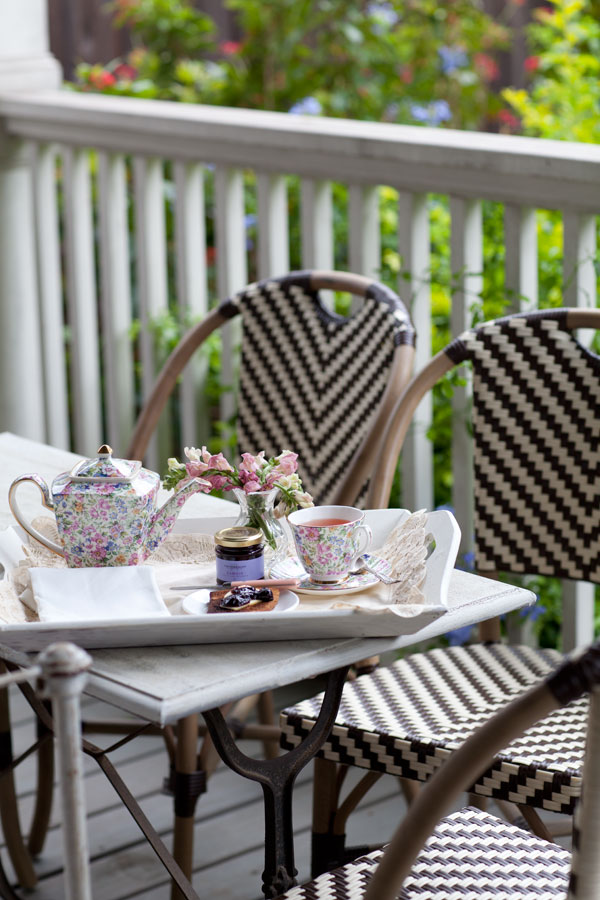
270, 556, 391, 596
182, 588, 299, 616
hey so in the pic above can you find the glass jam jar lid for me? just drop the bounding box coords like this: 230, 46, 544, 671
214, 526, 263, 548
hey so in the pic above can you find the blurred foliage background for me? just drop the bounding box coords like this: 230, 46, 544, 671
71, 0, 599, 648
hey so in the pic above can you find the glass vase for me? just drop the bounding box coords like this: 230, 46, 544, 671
232, 488, 289, 572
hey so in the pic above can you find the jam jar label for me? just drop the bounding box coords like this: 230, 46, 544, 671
216, 554, 265, 583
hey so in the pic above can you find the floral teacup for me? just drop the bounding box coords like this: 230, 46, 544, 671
287, 505, 372, 584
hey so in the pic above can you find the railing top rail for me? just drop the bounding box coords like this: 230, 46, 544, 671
1, 90, 599, 212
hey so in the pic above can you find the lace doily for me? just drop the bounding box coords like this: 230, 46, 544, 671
378, 510, 429, 605
0, 517, 217, 624
330, 510, 430, 613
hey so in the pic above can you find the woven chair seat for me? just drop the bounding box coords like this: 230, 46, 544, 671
275, 806, 571, 899
281, 644, 585, 814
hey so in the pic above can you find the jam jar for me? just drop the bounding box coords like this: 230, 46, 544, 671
214, 526, 265, 584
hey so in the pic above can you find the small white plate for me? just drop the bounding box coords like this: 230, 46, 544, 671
182, 588, 299, 616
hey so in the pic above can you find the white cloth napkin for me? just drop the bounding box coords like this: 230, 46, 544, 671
30, 566, 170, 622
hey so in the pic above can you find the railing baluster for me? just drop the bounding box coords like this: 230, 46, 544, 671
398, 191, 433, 513
450, 197, 483, 554
300, 179, 333, 270
62, 147, 103, 454
504, 205, 538, 313
561, 211, 597, 652
349, 185, 380, 311
133, 156, 169, 470
257, 173, 289, 280
301, 178, 333, 308
97, 152, 135, 453
215, 167, 247, 429
174, 161, 208, 448
33, 142, 69, 449
563, 211, 597, 319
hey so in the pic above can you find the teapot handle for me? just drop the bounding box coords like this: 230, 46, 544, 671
8, 474, 65, 558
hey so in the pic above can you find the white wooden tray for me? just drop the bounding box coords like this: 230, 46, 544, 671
0, 509, 460, 650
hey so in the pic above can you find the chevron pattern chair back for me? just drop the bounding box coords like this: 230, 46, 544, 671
128, 270, 415, 507
275, 639, 600, 900
278, 308, 600, 880
370, 307, 600, 579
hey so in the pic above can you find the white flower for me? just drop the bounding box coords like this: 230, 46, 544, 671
276, 473, 301, 491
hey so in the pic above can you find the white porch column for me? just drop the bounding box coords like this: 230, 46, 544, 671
0, 0, 61, 440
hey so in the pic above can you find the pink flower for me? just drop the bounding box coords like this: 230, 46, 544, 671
184, 447, 234, 479
497, 109, 520, 131
274, 451, 298, 476
185, 460, 209, 479
474, 52, 499, 82
210, 451, 235, 472
524, 56, 540, 72
205, 474, 230, 491
243, 479, 262, 494
89, 69, 116, 89
239, 452, 266, 475
220, 41, 242, 55
113, 63, 137, 81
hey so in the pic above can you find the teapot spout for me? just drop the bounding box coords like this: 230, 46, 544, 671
145, 478, 210, 558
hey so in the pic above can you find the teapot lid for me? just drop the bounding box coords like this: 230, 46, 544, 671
69, 445, 142, 483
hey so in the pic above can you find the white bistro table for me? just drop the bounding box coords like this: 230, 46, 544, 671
0, 433, 536, 900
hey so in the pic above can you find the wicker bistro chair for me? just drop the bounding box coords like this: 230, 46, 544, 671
275, 639, 600, 900
280, 307, 600, 875
128, 269, 416, 506
125, 270, 416, 886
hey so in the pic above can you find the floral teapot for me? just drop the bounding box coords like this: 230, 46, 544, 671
8, 445, 208, 567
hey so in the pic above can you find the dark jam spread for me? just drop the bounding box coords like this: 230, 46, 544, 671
219, 585, 274, 610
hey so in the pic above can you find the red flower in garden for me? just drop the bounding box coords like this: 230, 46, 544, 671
474, 53, 499, 82
400, 66, 413, 84
497, 109, 519, 130
220, 41, 242, 56
89, 69, 116, 90
524, 56, 540, 72
113, 63, 137, 81
206, 246, 216, 265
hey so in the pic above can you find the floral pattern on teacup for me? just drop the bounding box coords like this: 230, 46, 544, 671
291, 521, 369, 582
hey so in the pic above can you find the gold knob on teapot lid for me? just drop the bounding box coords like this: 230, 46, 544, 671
97, 444, 113, 456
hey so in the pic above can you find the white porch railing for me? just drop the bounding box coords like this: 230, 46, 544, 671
0, 90, 598, 649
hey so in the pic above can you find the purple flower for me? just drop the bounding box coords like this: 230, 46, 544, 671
446, 624, 473, 646
410, 100, 452, 126
438, 46, 468, 74
288, 97, 322, 116
520, 602, 546, 622
367, 1, 398, 30
460, 550, 476, 572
